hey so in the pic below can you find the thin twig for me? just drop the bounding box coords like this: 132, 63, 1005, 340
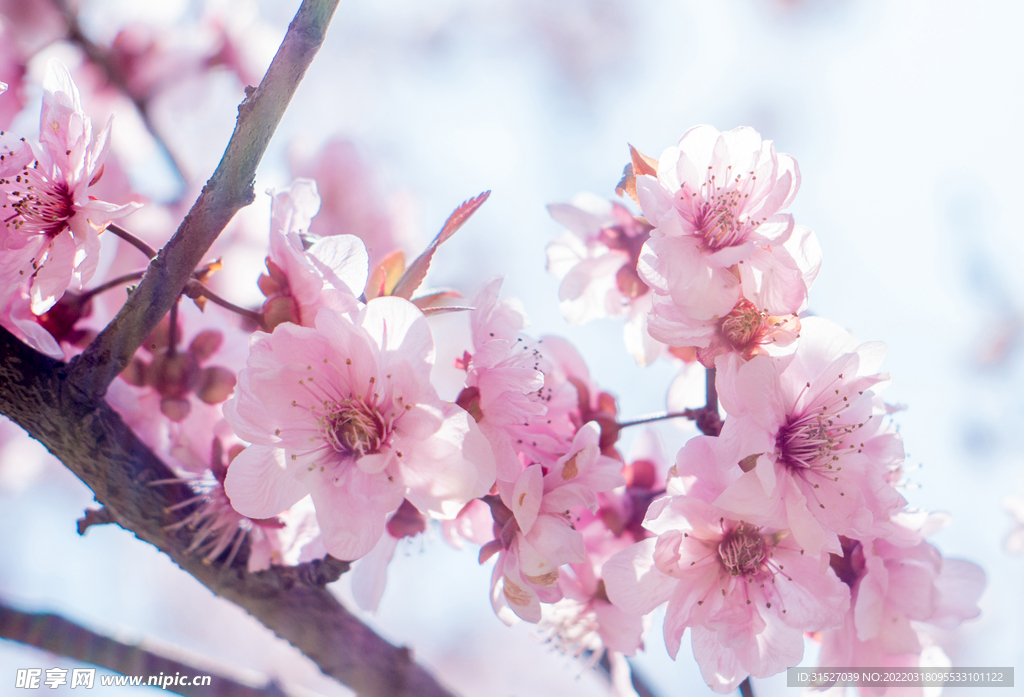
185, 280, 267, 330
80, 271, 146, 302
616, 409, 701, 429
705, 366, 718, 415
68, 0, 340, 399
739, 677, 754, 697
0, 599, 293, 697
107, 223, 158, 260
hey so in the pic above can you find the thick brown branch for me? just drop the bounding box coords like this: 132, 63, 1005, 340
0, 599, 292, 697
0, 326, 457, 697
67, 0, 340, 400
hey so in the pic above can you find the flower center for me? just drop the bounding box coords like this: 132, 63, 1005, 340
720, 298, 769, 350
3, 162, 74, 237
321, 397, 389, 458
718, 524, 766, 577
776, 410, 852, 471
688, 167, 767, 251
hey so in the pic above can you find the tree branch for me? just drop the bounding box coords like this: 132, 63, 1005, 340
67, 0, 340, 400
0, 325, 457, 697
0, 599, 293, 697
107, 223, 158, 260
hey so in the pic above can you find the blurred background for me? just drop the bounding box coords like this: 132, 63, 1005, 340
0, 0, 1022, 694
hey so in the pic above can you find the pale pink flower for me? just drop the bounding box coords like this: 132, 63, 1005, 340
602, 495, 849, 693
456, 278, 573, 483
258, 179, 367, 330
636, 125, 817, 321
690, 318, 906, 556
814, 525, 984, 695
648, 293, 803, 369
488, 423, 625, 623
224, 299, 496, 561
0, 59, 140, 314
547, 193, 662, 365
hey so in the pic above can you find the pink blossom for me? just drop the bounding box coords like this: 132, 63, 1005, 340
224, 299, 496, 561
547, 193, 663, 365
456, 278, 574, 482
539, 333, 621, 457
488, 423, 625, 623
258, 179, 367, 330
636, 125, 817, 321
603, 494, 849, 693
687, 318, 906, 555
814, 526, 984, 695
0, 59, 140, 314
648, 292, 804, 369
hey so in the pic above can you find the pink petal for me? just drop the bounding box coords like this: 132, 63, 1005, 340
309, 467, 405, 561
602, 538, 677, 616
224, 445, 309, 519
510, 463, 543, 534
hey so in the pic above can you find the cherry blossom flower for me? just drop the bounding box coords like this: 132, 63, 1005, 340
547, 193, 663, 365
455, 278, 577, 483
224, 298, 496, 561
813, 521, 984, 695
258, 179, 367, 330
636, 125, 816, 322
603, 493, 849, 693
648, 293, 803, 369
689, 318, 906, 555
487, 423, 624, 623
0, 59, 140, 315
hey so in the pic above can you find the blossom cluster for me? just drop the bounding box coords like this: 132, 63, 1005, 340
549, 126, 985, 693
0, 39, 985, 697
